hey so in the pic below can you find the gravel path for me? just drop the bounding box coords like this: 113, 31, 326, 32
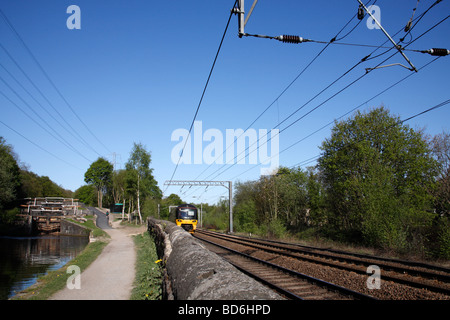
50, 213, 143, 300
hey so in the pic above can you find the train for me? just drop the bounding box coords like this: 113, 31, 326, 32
170, 204, 198, 233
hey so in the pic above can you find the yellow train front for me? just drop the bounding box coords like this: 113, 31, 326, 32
174, 204, 198, 233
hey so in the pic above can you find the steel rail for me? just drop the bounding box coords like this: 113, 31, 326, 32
197, 229, 450, 296
194, 233, 377, 300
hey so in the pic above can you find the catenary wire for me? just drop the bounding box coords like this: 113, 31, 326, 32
226, 56, 441, 181
0, 8, 111, 155
0, 119, 82, 170
163, 0, 238, 195
190, 0, 378, 185
180, 1, 446, 198
207, 13, 449, 182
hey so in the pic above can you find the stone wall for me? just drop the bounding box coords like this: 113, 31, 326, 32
60, 219, 91, 237
147, 217, 282, 300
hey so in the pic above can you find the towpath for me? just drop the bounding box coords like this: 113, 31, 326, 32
50, 208, 144, 300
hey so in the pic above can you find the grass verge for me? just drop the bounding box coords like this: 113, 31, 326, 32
131, 231, 162, 300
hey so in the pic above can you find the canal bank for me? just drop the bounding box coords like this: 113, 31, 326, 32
0, 235, 90, 299
8, 211, 109, 300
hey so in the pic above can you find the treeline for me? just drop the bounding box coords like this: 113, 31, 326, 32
0, 137, 72, 222
75, 142, 162, 223
233, 107, 450, 259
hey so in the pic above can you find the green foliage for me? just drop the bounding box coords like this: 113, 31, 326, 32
229, 107, 448, 259
436, 218, 450, 259
0, 137, 21, 211
74, 184, 97, 206
430, 131, 450, 217
126, 142, 161, 201
125, 142, 162, 222
159, 193, 183, 220
131, 232, 162, 300
233, 167, 325, 235
19, 170, 72, 199
84, 157, 113, 207
318, 107, 438, 250
201, 200, 229, 231
258, 218, 287, 239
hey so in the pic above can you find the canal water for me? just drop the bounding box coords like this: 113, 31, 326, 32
0, 235, 89, 299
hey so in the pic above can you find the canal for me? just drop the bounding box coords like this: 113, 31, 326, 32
0, 235, 89, 299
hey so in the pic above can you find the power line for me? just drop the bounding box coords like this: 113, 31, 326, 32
233, 95, 450, 179
0, 42, 103, 158
228, 57, 440, 180
181, 0, 445, 197
191, 0, 377, 183
0, 76, 93, 163
208, 12, 449, 181
0, 8, 111, 155
0, 119, 81, 170
164, 0, 238, 195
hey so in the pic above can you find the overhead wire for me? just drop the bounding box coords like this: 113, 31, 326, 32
303, 98, 450, 169
207, 10, 449, 182
163, 0, 238, 196
181, 0, 384, 200
0, 61, 93, 160
231, 93, 449, 180
0, 119, 82, 170
181, 0, 378, 200
0, 42, 104, 158
190, 0, 377, 185
0, 8, 111, 155
228, 56, 442, 181
0, 75, 93, 162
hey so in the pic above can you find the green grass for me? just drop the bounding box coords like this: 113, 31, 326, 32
130, 232, 162, 300
67, 215, 110, 238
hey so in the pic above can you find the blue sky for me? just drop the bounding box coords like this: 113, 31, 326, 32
0, 0, 449, 205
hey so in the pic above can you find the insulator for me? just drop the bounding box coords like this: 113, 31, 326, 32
280, 35, 303, 44
357, 5, 365, 20
404, 20, 412, 32
428, 48, 450, 56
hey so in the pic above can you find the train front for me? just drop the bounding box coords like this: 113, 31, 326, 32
175, 204, 198, 233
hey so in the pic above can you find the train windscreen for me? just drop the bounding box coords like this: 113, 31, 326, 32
177, 208, 197, 220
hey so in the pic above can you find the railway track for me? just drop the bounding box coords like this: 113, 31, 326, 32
194, 230, 376, 300
194, 229, 450, 300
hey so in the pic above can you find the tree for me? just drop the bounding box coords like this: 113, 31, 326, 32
0, 137, 21, 212
160, 193, 183, 219
112, 170, 127, 220
74, 184, 97, 206
318, 107, 438, 249
430, 131, 450, 217
234, 181, 258, 233
429, 131, 450, 258
84, 157, 113, 208
125, 143, 161, 223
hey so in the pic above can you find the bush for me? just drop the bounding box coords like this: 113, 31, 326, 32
429, 217, 450, 260
257, 218, 287, 239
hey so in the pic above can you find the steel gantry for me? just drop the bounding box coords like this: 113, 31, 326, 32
164, 180, 233, 233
